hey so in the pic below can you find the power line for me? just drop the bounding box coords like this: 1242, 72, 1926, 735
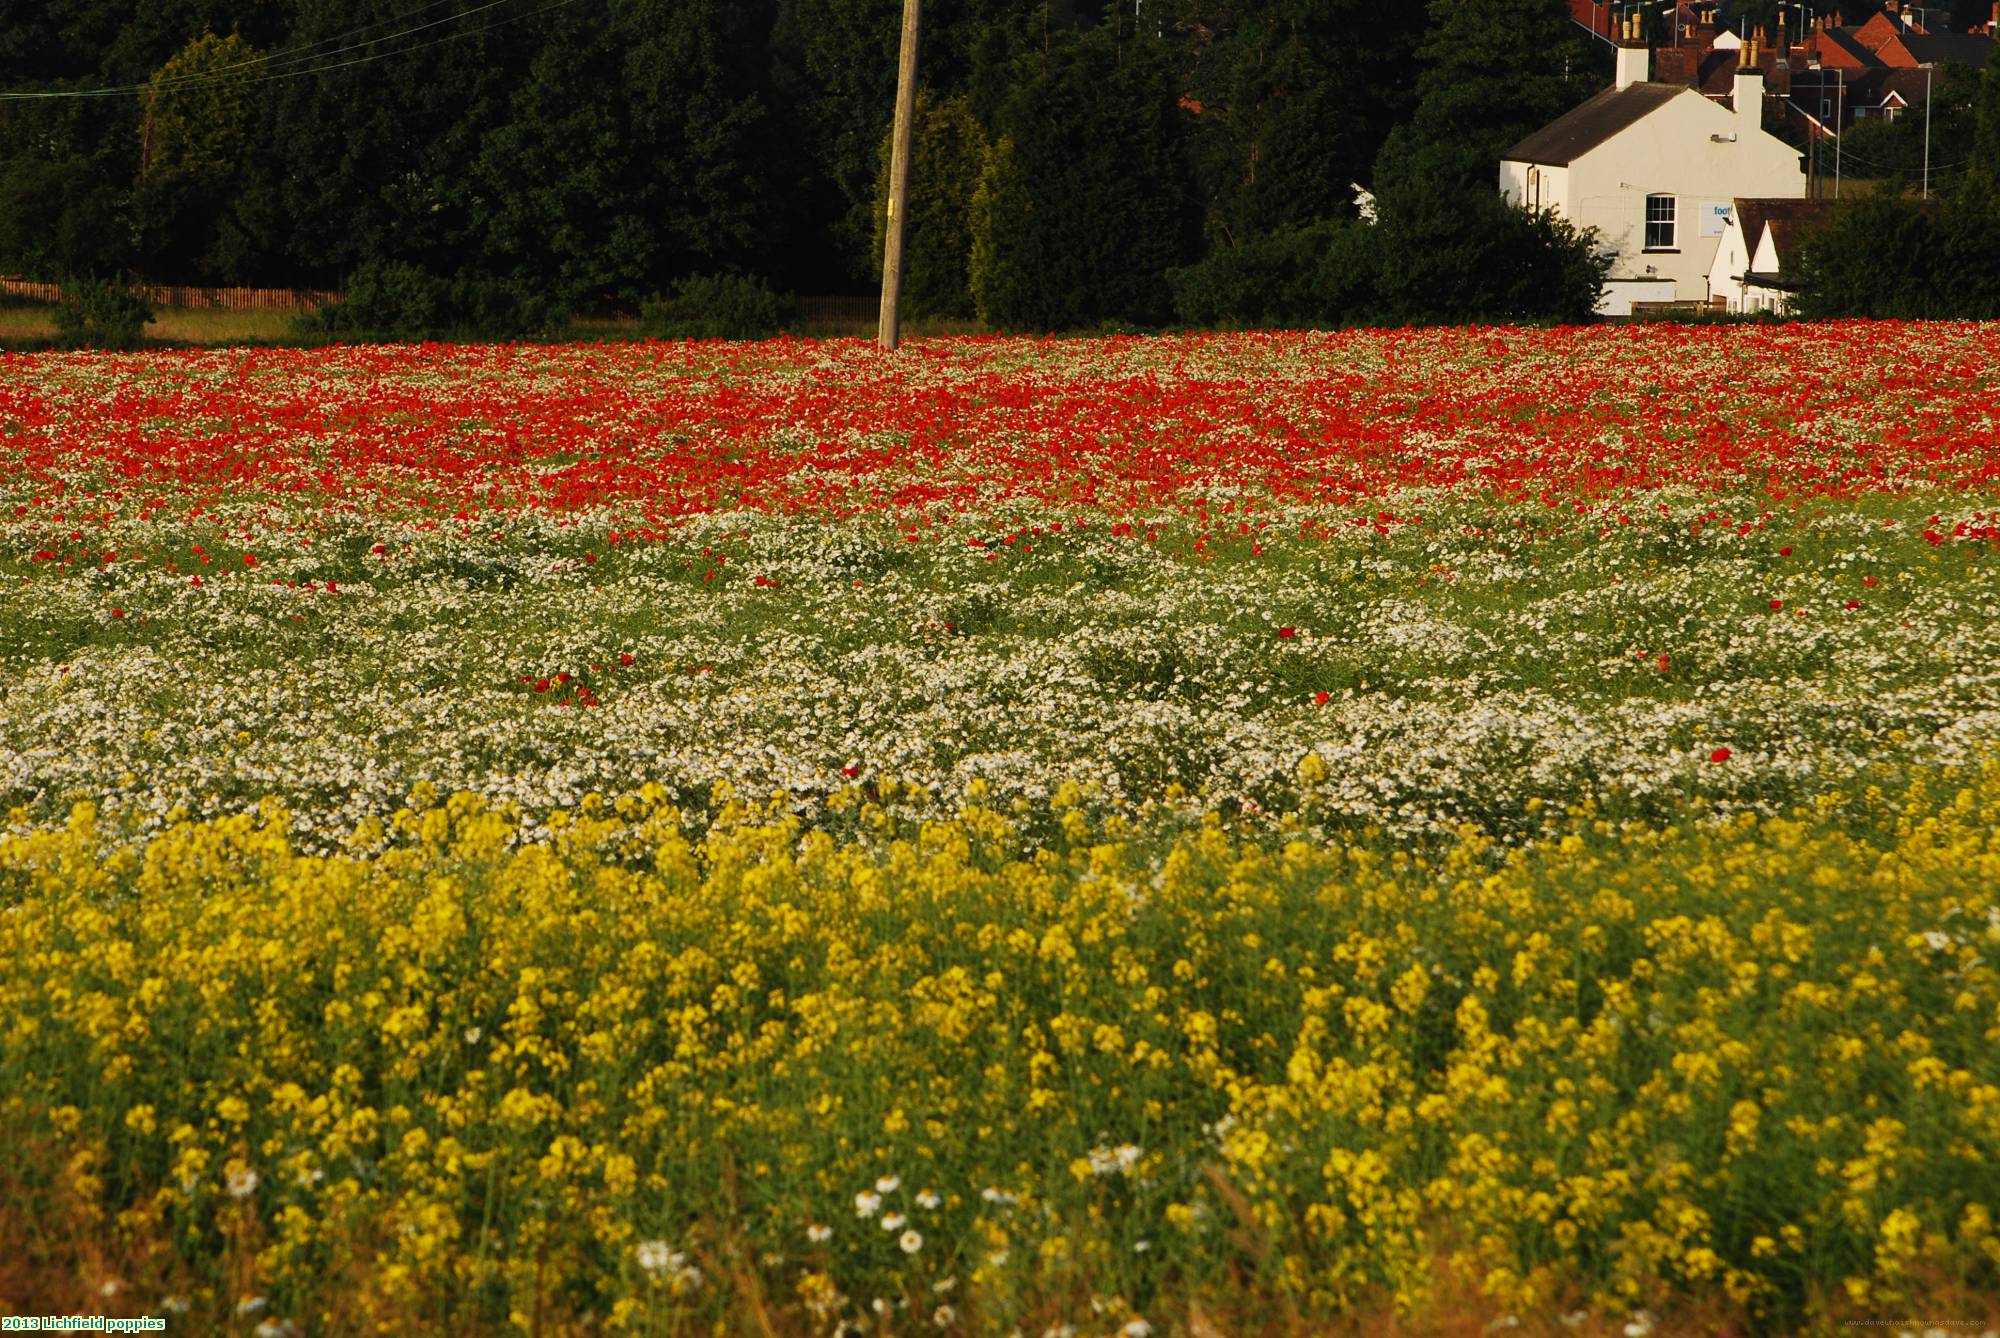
187, 0, 481, 86
137, 0, 500, 97
1, 0, 522, 100
0, 0, 585, 102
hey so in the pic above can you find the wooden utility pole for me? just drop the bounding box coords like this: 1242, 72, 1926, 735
877, 0, 922, 352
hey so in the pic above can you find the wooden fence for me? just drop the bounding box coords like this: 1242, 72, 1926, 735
1628, 297, 1731, 319
3, 280, 900, 328
0, 279, 341, 312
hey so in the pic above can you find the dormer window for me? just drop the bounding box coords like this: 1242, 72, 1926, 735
1645, 193, 1678, 250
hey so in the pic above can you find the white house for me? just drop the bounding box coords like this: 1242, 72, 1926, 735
1499, 46, 1807, 315
1706, 197, 1835, 313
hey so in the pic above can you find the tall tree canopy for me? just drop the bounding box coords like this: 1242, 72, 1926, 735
0, 0, 1615, 328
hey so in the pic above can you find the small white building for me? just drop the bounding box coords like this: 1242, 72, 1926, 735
1499, 46, 1807, 316
1707, 197, 1835, 313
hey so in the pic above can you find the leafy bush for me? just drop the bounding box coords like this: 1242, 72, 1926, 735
301, 261, 572, 341
1167, 219, 1369, 328
1368, 189, 1608, 327
51, 278, 155, 350
639, 273, 795, 340
1167, 194, 1604, 331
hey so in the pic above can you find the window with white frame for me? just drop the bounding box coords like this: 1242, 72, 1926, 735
1644, 193, 1676, 250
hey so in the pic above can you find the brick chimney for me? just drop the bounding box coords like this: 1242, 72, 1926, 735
1654, 46, 1697, 85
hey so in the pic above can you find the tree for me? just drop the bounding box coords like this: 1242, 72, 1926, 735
471, 5, 647, 305
1178, 0, 1424, 249
1791, 195, 1941, 318
969, 20, 1197, 330
262, 0, 519, 286
613, 0, 786, 289
1837, 60, 1979, 180
134, 30, 264, 280
1372, 0, 1592, 201
871, 90, 989, 319
771, 0, 905, 283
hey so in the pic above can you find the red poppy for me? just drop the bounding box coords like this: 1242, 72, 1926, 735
242, 553, 258, 568
1710, 747, 1732, 763
1277, 626, 1297, 639
1313, 691, 1330, 706
1769, 599, 1783, 611
534, 678, 550, 693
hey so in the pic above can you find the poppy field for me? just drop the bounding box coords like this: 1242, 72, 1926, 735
2, 326, 1999, 1335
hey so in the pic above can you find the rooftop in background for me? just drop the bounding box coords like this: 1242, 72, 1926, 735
1732, 197, 1837, 255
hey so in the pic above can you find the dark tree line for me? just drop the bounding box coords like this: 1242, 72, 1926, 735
2, 0, 1854, 331
1794, 41, 2000, 318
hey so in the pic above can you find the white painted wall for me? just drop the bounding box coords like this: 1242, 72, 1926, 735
1502, 81, 1805, 315
1498, 161, 1570, 215
1744, 224, 1791, 313
1600, 277, 1679, 316
1706, 206, 1756, 311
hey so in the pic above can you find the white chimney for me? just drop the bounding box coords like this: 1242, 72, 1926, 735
1734, 68, 1764, 135
1616, 45, 1652, 90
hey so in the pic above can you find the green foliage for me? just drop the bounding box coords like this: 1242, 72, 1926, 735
771, 0, 905, 282
871, 91, 990, 320
968, 23, 1196, 332
51, 277, 155, 350
139, 32, 262, 190
1171, 198, 1606, 330
132, 32, 264, 283
1796, 46, 2000, 319
1166, 219, 1369, 328
612, 0, 788, 286
300, 262, 572, 342
1835, 62, 1979, 181
1369, 192, 1609, 326
968, 136, 1033, 329
1179, 0, 1424, 249
639, 273, 796, 340
0, 151, 131, 281
1373, 0, 1593, 200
